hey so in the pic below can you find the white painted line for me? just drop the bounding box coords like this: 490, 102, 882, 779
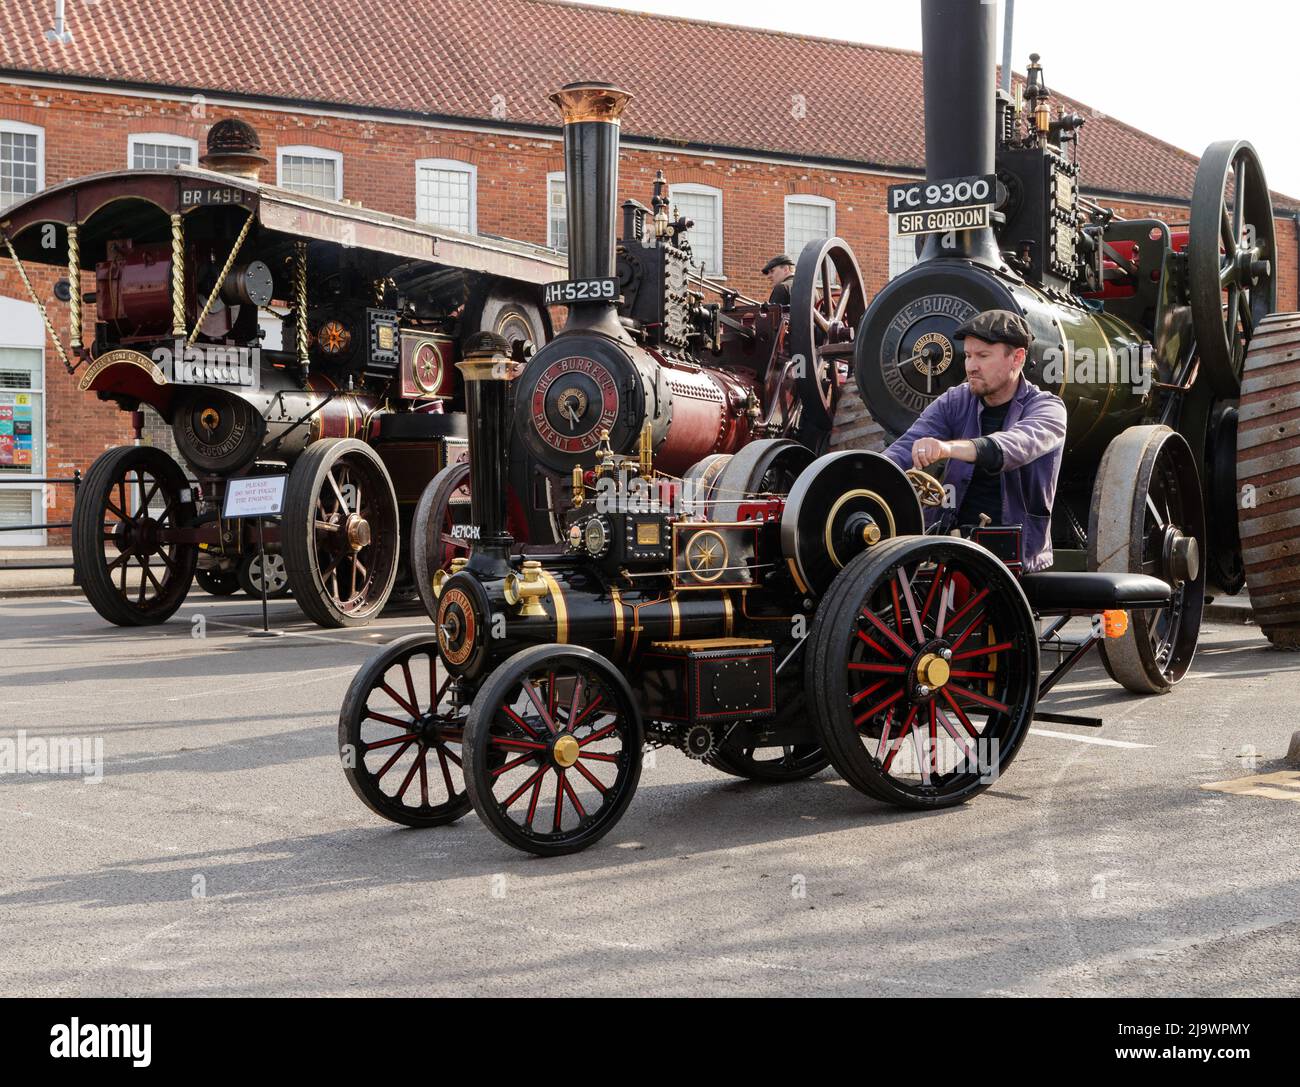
1029, 728, 1153, 749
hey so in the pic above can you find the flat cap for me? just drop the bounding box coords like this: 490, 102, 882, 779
954, 309, 1033, 350
761, 254, 796, 275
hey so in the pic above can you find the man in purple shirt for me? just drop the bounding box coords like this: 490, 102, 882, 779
881, 309, 1068, 571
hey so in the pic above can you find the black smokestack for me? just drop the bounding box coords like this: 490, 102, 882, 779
549, 82, 632, 334
919, 0, 1001, 266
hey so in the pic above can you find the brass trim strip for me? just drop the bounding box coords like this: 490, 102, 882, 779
610, 586, 625, 661
539, 569, 569, 643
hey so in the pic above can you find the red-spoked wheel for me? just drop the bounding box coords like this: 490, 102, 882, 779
339, 633, 472, 827
462, 645, 643, 856
807, 537, 1039, 808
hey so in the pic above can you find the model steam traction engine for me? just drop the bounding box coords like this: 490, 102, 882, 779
408, 83, 867, 617
336, 81, 1175, 857
0, 118, 560, 628
854, 0, 1300, 682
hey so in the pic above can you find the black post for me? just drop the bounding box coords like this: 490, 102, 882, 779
247, 514, 282, 637
918, 0, 1002, 267
71, 469, 81, 587
257, 516, 270, 632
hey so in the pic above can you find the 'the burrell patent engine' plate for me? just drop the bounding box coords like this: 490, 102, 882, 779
529, 355, 621, 455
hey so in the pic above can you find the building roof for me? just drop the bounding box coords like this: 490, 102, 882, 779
0, 0, 1293, 208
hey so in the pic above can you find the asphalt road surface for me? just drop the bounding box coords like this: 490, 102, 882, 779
2, 593, 1298, 997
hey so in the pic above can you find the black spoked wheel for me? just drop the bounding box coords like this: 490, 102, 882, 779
237, 549, 291, 599
807, 537, 1039, 808
284, 438, 400, 627
411, 462, 472, 622
463, 645, 643, 856
195, 563, 240, 596
72, 445, 198, 626
787, 237, 866, 429
1189, 140, 1277, 397
1089, 425, 1206, 693
339, 633, 472, 827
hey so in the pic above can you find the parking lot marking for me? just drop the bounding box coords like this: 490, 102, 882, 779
1201, 770, 1300, 802
1029, 728, 1152, 749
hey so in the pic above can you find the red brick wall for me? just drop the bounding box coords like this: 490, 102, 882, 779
2, 81, 1297, 537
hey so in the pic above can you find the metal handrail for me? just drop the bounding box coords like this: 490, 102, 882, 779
0, 470, 83, 582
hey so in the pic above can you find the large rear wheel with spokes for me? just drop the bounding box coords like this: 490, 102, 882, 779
284, 438, 400, 627
462, 645, 643, 856
807, 537, 1039, 808
72, 445, 197, 626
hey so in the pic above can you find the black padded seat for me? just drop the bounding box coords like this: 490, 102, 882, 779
1018, 571, 1171, 613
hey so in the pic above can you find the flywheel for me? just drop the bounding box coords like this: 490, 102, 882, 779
1236, 311, 1300, 648
779, 450, 923, 597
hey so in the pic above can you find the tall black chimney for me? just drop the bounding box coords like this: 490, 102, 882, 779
457, 332, 519, 577
549, 81, 632, 337
919, 0, 1002, 267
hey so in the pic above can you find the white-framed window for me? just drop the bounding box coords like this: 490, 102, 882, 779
0, 121, 44, 212
784, 194, 835, 258
669, 183, 723, 274
889, 215, 922, 279
128, 133, 198, 170
415, 159, 477, 233
277, 145, 344, 201
546, 171, 567, 252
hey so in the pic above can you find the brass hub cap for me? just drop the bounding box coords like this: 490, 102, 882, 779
552, 734, 580, 768
915, 652, 950, 689
345, 512, 371, 551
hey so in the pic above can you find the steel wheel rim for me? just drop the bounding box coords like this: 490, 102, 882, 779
479, 662, 637, 846
1190, 140, 1277, 395
1135, 442, 1204, 680
788, 238, 866, 426
310, 454, 397, 617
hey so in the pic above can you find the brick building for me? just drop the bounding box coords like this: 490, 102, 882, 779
0, 0, 1296, 542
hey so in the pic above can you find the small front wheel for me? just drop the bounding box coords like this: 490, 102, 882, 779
339, 633, 472, 828
463, 645, 643, 856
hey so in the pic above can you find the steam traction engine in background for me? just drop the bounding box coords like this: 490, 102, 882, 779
409, 83, 866, 614
0, 119, 559, 627
853, 0, 1300, 684
335, 81, 1178, 857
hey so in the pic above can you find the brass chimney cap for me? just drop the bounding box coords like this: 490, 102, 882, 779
549, 82, 633, 125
